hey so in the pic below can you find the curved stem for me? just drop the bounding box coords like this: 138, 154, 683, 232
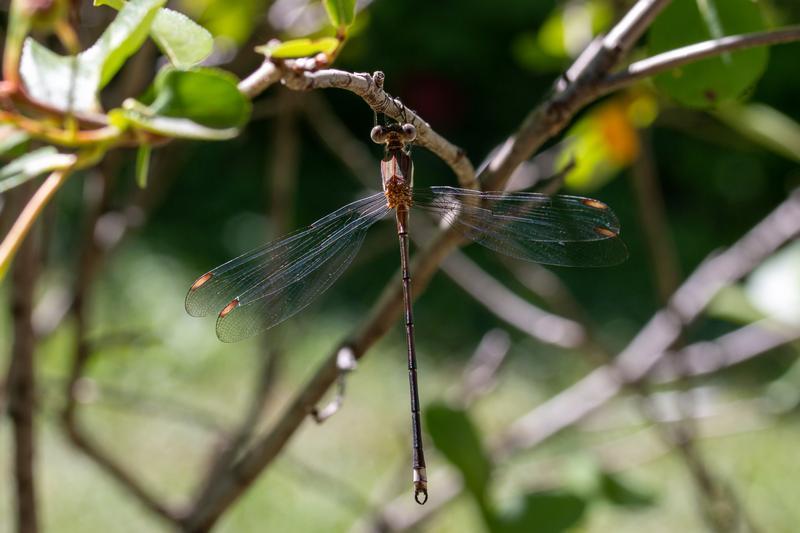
601, 25, 800, 94
0, 169, 71, 280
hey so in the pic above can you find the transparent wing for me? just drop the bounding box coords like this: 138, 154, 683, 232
186, 192, 390, 342
413, 186, 628, 267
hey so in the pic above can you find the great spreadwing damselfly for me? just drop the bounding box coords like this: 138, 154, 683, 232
186, 118, 627, 504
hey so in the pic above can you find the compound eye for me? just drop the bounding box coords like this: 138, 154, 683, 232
401, 123, 417, 142
370, 125, 388, 144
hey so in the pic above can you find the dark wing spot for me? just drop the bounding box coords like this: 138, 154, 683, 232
190, 272, 213, 291
594, 226, 618, 238
581, 198, 609, 210
219, 298, 239, 318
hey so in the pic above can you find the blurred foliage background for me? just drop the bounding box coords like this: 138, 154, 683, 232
2, 0, 800, 531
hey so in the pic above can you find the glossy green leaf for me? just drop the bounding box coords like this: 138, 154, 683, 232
599, 472, 656, 509
499, 491, 587, 533
716, 103, 800, 163
20, 0, 164, 112
425, 403, 491, 497
20, 39, 104, 112
323, 0, 357, 29
148, 68, 250, 129
256, 38, 340, 59
96, 0, 213, 68
0, 148, 76, 193
648, 0, 768, 108
136, 144, 151, 188
86, 0, 165, 87
108, 67, 248, 140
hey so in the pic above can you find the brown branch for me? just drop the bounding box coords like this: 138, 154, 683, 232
498, 188, 800, 454
457, 329, 512, 406
240, 65, 475, 188
0, 168, 73, 280
59, 162, 182, 525
439, 251, 586, 349
479, 0, 671, 191
601, 25, 800, 94
653, 320, 800, 382
5, 182, 40, 533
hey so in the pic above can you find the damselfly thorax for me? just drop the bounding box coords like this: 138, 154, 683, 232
371, 122, 415, 209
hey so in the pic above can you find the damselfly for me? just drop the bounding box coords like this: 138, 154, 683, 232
186, 120, 627, 504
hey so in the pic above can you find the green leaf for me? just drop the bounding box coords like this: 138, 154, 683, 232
97, 0, 213, 68
20, 0, 165, 112
150, 9, 213, 68
648, 0, 768, 108
20, 39, 104, 112
425, 403, 491, 498
256, 38, 340, 59
716, 103, 800, 163
85, 0, 165, 88
135, 144, 151, 188
148, 68, 250, 129
0, 148, 76, 193
499, 491, 587, 533
109, 67, 249, 141
322, 0, 356, 29
598, 472, 656, 509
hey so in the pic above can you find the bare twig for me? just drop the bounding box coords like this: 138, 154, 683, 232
241, 65, 474, 188
0, 168, 73, 279
653, 320, 800, 382
499, 189, 800, 454
601, 25, 800, 94
440, 251, 586, 349
457, 329, 512, 406
5, 183, 40, 533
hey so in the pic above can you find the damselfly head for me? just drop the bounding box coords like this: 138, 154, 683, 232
372, 123, 416, 145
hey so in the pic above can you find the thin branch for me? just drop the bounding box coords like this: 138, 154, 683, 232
241, 65, 474, 188
601, 25, 800, 94
498, 189, 800, 454
238, 59, 281, 99
457, 329, 512, 406
653, 320, 800, 382
439, 250, 586, 349
479, 0, 671, 191
0, 168, 73, 280
5, 182, 40, 533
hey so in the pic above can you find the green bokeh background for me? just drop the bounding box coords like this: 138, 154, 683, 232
2, 0, 800, 531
